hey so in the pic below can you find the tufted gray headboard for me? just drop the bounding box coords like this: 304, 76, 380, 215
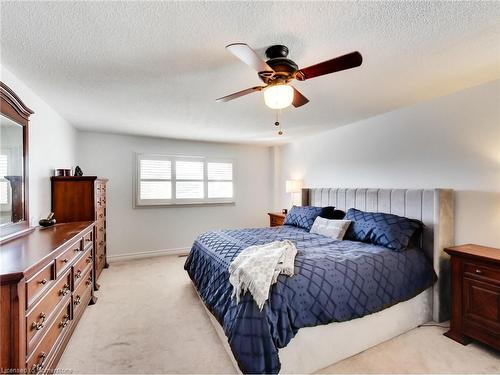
302, 188, 454, 322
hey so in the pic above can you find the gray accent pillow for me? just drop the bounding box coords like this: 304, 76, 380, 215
309, 217, 352, 240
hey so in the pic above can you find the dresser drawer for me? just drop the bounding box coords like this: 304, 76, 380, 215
73, 268, 93, 317
56, 241, 81, 277
96, 181, 107, 196
97, 239, 106, 258
96, 195, 106, 208
464, 261, 500, 284
97, 248, 106, 269
96, 229, 105, 249
26, 269, 71, 348
96, 221, 105, 238
26, 263, 55, 309
83, 230, 93, 249
96, 248, 106, 279
55, 241, 82, 277
73, 247, 93, 288
26, 300, 71, 374
96, 207, 105, 221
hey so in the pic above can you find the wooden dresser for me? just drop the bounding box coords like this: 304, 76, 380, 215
268, 212, 286, 227
51, 176, 108, 283
0, 222, 95, 373
444, 244, 500, 350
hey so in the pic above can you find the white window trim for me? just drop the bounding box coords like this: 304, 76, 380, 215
135, 153, 235, 207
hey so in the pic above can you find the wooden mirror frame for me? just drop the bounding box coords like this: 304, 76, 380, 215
0, 81, 34, 243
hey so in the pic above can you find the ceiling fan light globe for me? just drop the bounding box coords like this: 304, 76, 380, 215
264, 85, 294, 109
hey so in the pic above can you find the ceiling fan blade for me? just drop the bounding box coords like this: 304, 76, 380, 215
291, 86, 309, 108
216, 86, 266, 102
226, 43, 274, 74
296, 51, 362, 81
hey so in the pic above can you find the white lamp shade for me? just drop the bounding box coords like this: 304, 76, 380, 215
264, 85, 294, 109
286, 179, 303, 193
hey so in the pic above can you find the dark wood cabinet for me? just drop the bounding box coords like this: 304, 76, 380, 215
51, 176, 108, 285
0, 222, 95, 373
444, 244, 500, 350
268, 212, 286, 227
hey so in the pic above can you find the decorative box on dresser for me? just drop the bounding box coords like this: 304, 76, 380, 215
444, 244, 500, 351
0, 222, 95, 373
51, 176, 108, 287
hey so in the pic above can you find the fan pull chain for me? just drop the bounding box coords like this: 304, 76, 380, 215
274, 110, 283, 135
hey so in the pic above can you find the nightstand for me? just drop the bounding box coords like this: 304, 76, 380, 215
444, 244, 500, 350
268, 212, 286, 227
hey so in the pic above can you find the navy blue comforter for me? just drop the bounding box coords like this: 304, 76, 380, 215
184, 225, 435, 374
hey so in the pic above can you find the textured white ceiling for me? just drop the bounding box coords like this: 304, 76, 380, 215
1, 1, 499, 145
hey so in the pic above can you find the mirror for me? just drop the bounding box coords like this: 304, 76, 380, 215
0, 115, 24, 225
0, 81, 33, 243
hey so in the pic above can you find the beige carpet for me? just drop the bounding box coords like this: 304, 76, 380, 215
58, 256, 500, 374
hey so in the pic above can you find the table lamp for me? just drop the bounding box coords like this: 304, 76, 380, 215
285, 179, 303, 211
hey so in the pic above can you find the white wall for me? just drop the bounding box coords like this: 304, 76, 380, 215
278, 80, 500, 248
1, 66, 77, 224
77, 132, 274, 257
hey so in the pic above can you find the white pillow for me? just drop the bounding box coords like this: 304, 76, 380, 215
310, 217, 352, 240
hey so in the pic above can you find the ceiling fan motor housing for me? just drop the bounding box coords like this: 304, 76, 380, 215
265, 45, 289, 59
261, 45, 298, 84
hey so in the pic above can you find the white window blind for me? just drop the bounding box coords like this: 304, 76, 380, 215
207, 162, 233, 199
0, 155, 9, 205
136, 154, 234, 206
175, 160, 204, 199
139, 159, 172, 201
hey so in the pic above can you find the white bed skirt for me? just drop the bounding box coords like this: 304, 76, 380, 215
198, 286, 433, 374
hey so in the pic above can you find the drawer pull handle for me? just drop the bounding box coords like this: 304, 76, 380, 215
74, 295, 81, 306
59, 284, 70, 296
99, 213, 104, 218
30, 351, 47, 374
99, 241, 104, 246
99, 227, 104, 232
475, 269, 483, 275
75, 270, 82, 279
59, 314, 70, 329
86, 275, 93, 286
38, 279, 47, 285
31, 312, 46, 331
62, 258, 69, 263
86, 256, 93, 263
99, 254, 104, 260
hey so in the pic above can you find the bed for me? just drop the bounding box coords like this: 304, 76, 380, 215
184, 188, 454, 374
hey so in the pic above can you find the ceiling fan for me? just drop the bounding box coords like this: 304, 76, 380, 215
216, 43, 363, 109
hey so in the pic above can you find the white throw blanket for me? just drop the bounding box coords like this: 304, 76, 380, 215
229, 240, 297, 310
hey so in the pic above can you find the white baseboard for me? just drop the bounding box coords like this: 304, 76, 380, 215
107, 247, 190, 263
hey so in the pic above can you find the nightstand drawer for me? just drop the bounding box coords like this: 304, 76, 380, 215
463, 278, 500, 333
270, 217, 283, 227
464, 261, 500, 284
268, 212, 286, 227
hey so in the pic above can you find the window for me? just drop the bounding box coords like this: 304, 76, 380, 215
0, 155, 9, 205
136, 154, 234, 206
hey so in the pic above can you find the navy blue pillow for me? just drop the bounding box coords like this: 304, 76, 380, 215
332, 209, 346, 219
344, 208, 423, 251
284, 205, 323, 231
319, 206, 335, 219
